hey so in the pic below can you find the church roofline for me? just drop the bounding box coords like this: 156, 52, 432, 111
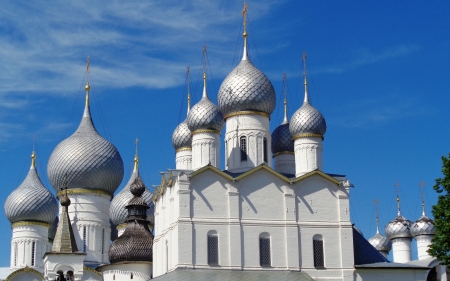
5, 266, 44, 281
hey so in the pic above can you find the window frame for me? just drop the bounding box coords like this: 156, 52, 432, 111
313, 235, 325, 268
207, 233, 219, 266
259, 234, 271, 267
240, 136, 248, 162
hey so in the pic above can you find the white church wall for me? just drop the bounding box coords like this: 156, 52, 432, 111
355, 268, 428, 281
190, 170, 228, 219
11, 224, 49, 271
101, 263, 152, 281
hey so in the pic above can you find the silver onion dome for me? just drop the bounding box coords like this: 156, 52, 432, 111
271, 123, 294, 155
410, 215, 436, 237
187, 79, 224, 133
368, 232, 392, 253
217, 58, 276, 117
172, 120, 192, 150
290, 103, 327, 138
385, 215, 412, 240
5, 154, 58, 225
47, 97, 124, 195
110, 162, 154, 227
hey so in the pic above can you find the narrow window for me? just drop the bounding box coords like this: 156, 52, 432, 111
259, 236, 271, 267
263, 137, 268, 163
113, 274, 115, 280
83, 226, 87, 253
14, 243, 18, 266
240, 136, 247, 161
313, 235, 324, 268
31, 241, 35, 266
208, 234, 219, 265
101, 229, 105, 254
165, 241, 169, 272
131, 273, 133, 279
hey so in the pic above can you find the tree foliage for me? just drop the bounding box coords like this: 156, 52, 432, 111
428, 153, 450, 265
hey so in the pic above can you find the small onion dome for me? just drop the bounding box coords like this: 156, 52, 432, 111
289, 103, 326, 139
385, 215, 412, 240
172, 120, 192, 150
410, 215, 436, 237
47, 95, 124, 195
217, 59, 276, 118
368, 232, 392, 253
110, 159, 154, 227
4, 153, 58, 225
48, 216, 59, 241
271, 123, 294, 155
186, 75, 224, 133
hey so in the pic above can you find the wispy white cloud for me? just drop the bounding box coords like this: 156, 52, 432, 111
315, 45, 420, 74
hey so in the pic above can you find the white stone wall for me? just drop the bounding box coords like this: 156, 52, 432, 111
154, 169, 353, 280
10, 224, 49, 272
415, 235, 433, 260
175, 150, 192, 170
191, 132, 220, 170
43, 253, 86, 281
224, 114, 271, 173
355, 268, 428, 281
64, 193, 111, 266
273, 153, 295, 174
294, 136, 323, 177
392, 238, 412, 263
101, 263, 152, 281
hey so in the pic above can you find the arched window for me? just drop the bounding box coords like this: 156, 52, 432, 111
14, 243, 18, 267
259, 233, 271, 267
101, 229, 105, 255
130, 273, 133, 279
207, 231, 219, 265
240, 136, 247, 162
263, 137, 268, 163
313, 235, 324, 268
113, 273, 115, 280
83, 226, 87, 253
31, 241, 36, 266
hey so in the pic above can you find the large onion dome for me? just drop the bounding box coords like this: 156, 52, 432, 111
411, 208, 436, 237
47, 86, 124, 195
385, 214, 412, 240
4, 153, 58, 225
109, 177, 153, 264
172, 120, 191, 150
110, 156, 154, 227
368, 232, 392, 253
187, 74, 224, 133
289, 76, 326, 139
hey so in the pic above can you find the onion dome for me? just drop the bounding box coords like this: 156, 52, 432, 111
289, 53, 326, 139
369, 232, 392, 253
4, 152, 58, 225
48, 216, 59, 241
187, 73, 224, 133
272, 79, 294, 155
110, 155, 154, 227
172, 121, 191, 150
385, 214, 412, 239
109, 177, 153, 264
47, 82, 124, 195
411, 199, 436, 237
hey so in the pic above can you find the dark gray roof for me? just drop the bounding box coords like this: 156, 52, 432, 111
352, 226, 388, 265
153, 269, 314, 281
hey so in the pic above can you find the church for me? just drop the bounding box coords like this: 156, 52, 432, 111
1, 4, 448, 281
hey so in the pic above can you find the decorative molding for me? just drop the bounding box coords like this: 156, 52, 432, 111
224, 110, 270, 120
191, 129, 220, 135
83, 265, 102, 276
176, 147, 192, 153
273, 151, 295, 157
292, 133, 324, 141
12, 221, 50, 228
292, 170, 340, 185
56, 188, 112, 198
6, 266, 44, 281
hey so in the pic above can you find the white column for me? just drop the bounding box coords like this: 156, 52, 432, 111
225, 114, 271, 173
191, 132, 220, 170
294, 136, 323, 177
391, 238, 412, 263
175, 149, 192, 169
273, 153, 295, 174
416, 235, 433, 260
10, 223, 49, 272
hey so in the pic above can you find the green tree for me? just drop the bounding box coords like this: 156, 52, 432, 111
428, 153, 450, 265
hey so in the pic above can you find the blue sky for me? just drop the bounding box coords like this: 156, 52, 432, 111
1, 0, 449, 265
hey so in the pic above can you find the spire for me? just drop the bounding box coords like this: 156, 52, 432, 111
51, 185, 78, 253
202, 45, 208, 98
419, 181, 426, 216
374, 199, 380, 234
242, 2, 249, 60
395, 181, 401, 216
134, 138, 139, 172
282, 73, 288, 124
84, 56, 91, 118
302, 52, 310, 104
31, 151, 36, 169
187, 66, 191, 115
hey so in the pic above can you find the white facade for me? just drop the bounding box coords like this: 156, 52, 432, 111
294, 136, 323, 177
416, 235, 433, 260
101, 263, 152, 281
191, 132, 221, 170
391, 238, 412, 263
63, 192, 111, 266
175, 149, 192, 170
10, 223, 50, 273
224, 114, 271, 172
273, 153, 295, 174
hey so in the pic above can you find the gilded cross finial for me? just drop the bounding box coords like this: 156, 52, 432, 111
242, 2, 248, 39
395, 181, 401, 215
282, 73, 288, 124
374, 199, 380, 233
419, 181, 426, 216
301, 52, 309, 104
186, 66, 191, 114
134, 138, 139, 171
85, 56, 91, 107
31, 151, 36, 168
